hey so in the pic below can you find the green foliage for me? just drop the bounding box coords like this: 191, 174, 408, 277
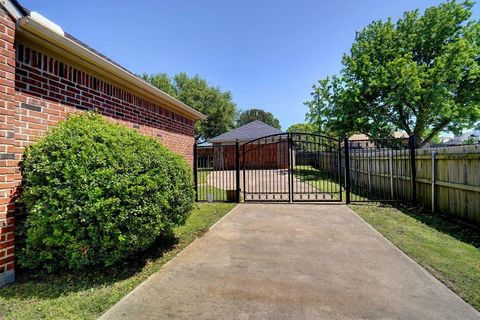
462, 136, 479, 144
306, 1, 480, 146
286, 122, 317, 133
236, 108, 281, 129
429, 134, 443, 145
141, 73, 176, 97
18, 113, 195, 272
141, 73, 237, 140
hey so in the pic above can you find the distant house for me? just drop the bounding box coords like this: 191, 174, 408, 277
348, 131, 409, 149
207, 121, 289, 169
348, 131, 409, 141
446, 130, 480, 145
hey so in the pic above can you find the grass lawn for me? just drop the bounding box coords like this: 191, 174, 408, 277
196, 169, 210, 184
294, 165, 348, 201
294, 165, 371, 201
196, 170, 231, 202
351, 203, 480, 311
197, 186, 229, 202
0, 203, 236, 320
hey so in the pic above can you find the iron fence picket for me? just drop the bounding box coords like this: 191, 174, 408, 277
194, 134, 416, 205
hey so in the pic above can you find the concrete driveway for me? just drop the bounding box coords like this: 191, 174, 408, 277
206, 169, 339, 201
100, 204, 480, 320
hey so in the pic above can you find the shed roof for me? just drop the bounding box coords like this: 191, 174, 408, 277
210, 120, 283, 143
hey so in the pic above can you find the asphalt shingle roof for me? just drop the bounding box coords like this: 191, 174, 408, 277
209, 120, 283, 143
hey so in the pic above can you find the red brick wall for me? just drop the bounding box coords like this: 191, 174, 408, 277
0, 7, 17, 286
14, 42, 195, 163
201, 142, 290, 170
0, 15, 197, 285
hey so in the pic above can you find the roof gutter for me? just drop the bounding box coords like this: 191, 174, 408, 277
0, 0, 26, 19
16, 16, 206, 121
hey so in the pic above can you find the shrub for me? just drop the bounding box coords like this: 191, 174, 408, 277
18, 113, 195, 272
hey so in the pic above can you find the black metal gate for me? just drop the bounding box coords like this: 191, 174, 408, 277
343, 136, 416, 204
242, 133, 342, 202
194, 133, 417, 205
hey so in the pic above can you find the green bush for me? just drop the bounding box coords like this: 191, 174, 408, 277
18, 112, 195, 272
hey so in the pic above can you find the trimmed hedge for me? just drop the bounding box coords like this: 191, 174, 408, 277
18, 113, 195, 272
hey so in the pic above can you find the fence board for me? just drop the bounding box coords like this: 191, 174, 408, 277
328, 144, 480, 225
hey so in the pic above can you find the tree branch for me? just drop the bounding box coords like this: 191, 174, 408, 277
395, 105, 412, 135
420, 119, 450, 147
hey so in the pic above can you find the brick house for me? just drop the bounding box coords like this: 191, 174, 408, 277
0, 1, 205, 286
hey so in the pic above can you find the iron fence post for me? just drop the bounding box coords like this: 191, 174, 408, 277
287, 133, 292, 202
338, 139, 343, 202
193, 143, 198, 202
389, 150, 394, 199
235, 140, 241, 203
431, 151, 436, 213
243, 143, 246, 201
343, 137, 351, 204
409, 135, 417, 205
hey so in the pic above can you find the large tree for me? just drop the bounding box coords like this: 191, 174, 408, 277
286, 122, 317, 133
305, 1, 480, 146
236, 108, 281, 129
141, 73, 237, 141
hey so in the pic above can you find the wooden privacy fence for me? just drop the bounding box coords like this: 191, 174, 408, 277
313, 142, 480, 225
346, 148, 414, 203
415, 145, 480, 225
349, 144, 479, 225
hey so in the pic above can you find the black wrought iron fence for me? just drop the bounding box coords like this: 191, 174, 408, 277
343, 136, 416, 203
193, 134, 417, 205
194, 143, 239, 203
289, 133, 342, 202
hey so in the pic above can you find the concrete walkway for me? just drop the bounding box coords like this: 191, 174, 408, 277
100, 204, 480, 320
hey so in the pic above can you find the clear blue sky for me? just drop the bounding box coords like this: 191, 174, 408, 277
21, 0, 478, 130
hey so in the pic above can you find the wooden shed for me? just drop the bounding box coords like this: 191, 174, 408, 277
208, 121, 291, 169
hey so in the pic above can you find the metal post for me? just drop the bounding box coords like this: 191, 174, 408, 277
338, 140, 343, 201
389, 150, 394, 199
193, 143, 198, 202
343, 137, 351, 204
287, 133, 292, 203
235, 140, 241, 203
243, 143, 246, 201
366, 152, 372, 195
409, 135, 417, 205
431, 151, 436, 213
